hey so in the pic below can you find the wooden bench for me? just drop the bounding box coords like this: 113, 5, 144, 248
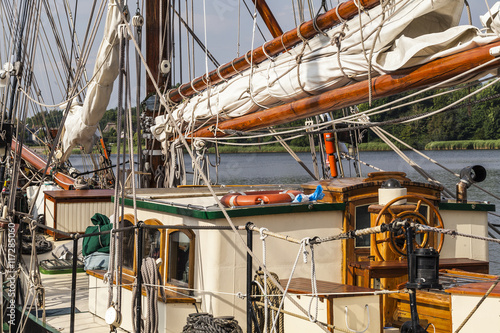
280, 277, 381, 332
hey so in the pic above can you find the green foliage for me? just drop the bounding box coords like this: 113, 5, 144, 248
358, 80, 500, 148
26, 109, 63, 128
425, 139, 500, 150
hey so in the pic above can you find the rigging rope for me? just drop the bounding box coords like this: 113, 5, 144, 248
252, 270, 284, 333
132, 257, 166, 333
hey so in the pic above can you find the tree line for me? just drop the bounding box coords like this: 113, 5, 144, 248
24, 80, 500, 150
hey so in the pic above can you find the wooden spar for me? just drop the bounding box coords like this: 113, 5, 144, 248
145, 0, 171, 187
11, 139, 75, 190
167, 0, 380, 103
251, 0, 283, 38
146, 0, 170, 94
190, 40, 500, 138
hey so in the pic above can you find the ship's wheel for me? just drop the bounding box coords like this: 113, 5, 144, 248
372, 195, 444, 261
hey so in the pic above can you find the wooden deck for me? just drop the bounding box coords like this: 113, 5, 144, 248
40, 272, 129, 333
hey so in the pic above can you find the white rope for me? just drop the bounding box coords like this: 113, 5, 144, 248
417, 224, 500, 245
307, 241, 319, 323
345, 304, 370, 333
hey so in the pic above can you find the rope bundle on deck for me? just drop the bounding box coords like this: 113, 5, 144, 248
182, 313, 243, 333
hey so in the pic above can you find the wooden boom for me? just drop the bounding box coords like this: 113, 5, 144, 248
11, 139, 75, 190
190, 40, 500, 138
251, 0, 283, 38
167, 0, 380, 103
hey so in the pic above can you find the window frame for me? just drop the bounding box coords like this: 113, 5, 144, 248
142, 218, 166, 278
120, 214, 136, 276
165, 228, 195, 290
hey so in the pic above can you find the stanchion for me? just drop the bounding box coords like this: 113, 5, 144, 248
136, 222, 144, 333
70, 234, 79, 333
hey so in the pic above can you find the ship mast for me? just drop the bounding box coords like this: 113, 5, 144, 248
144, 0, 172, 187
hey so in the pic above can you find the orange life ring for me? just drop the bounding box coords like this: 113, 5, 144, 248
220, 190, 303, 207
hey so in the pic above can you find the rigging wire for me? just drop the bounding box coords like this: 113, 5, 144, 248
118, 8, 331, 331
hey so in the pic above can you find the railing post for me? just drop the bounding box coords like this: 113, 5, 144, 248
246, 222, 253, 333
136, 222, 144, 333
70, 234, 79, 333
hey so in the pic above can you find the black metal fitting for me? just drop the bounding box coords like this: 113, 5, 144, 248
309, 236, 320, 245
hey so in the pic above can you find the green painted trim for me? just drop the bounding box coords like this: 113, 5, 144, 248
39, 267, 85, 275
439, 202, 495, 212
116, 197, 345, 219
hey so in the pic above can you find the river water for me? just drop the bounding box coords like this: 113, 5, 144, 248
70, 149, 500, 273
206, 149, 500, 273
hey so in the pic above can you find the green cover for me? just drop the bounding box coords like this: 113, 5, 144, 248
82, 213, 112, 256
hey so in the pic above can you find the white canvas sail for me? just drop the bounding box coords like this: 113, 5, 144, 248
152, 0, 500, 142
60, 0, 121, 160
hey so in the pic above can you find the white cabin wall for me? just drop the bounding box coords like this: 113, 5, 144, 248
451, 294, 500, 332
439, 210, 489, 261
44, 200, 114, 234
125, 205, 344, 328
88, 275, 199, 332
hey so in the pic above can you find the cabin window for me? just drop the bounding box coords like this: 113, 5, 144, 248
166, 229, 195, 289
120, 216, 166, 277
142, 218, 166, 277
120, 215, 136, 275
355, 204, 372, 247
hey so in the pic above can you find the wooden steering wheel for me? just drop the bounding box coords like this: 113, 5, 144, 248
372, 195, 444, 261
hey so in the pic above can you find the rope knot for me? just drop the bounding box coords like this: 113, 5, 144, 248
301, 238, 310, 263
259, 228, 269, 240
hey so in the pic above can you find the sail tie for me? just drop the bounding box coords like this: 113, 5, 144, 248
295, 22, 314, 96
313, 0, 329, 37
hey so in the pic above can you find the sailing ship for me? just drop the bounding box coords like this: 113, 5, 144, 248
2, 0, 500, 332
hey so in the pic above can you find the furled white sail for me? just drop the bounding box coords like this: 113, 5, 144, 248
152, 0, 500, 142
60, 0, 121, 161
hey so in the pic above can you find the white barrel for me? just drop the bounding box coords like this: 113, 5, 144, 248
378, 188, 407, 205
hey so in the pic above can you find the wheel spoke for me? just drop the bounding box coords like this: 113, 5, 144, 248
387, 206, 396, 219
375, 194, 445, 259
414, 199, 423, 213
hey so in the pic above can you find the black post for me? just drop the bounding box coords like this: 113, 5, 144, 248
136, 222, 144, 333
402, 222, 426, 333
246, 222, 253, 333
70, 235, 79, 333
